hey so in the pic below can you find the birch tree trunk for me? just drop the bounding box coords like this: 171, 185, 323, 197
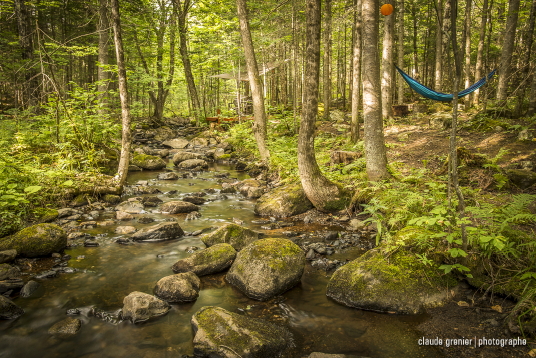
236, 0, 270, 162
111, 0, 131, 188
298, 0, 349, 212
363, 0, 390, 181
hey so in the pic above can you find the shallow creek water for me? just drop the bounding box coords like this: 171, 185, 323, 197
0, 163, 443, 358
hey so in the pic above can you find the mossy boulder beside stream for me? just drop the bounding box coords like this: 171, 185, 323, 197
0, 224, 67, 258
254, 183, 314, 217
131, 153, 166, 170
201, 223, 262, 251
172, 243, 236, 276
326, 248, 457, 314
226, 238, 305, 301
191, 306, 293, 358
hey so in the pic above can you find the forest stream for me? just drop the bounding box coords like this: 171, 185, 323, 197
0, 162, 445, 358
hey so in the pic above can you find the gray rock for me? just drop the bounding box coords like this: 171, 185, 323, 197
161, 200, 199, 214
131, 153, 166, 170
121, 291, 170, 323
48, 317, 81, 337
115, 201, 144, 214
254, 184, 314, 217
201, 223, 262, 251
0, 264, 21, 281
57, 208, 82, 218
192, 306, 293, 358
154, 272, 201, 303
20, 280, 40, 297
116, 211, 134, 221
506, 169, 536, 189
172, 243, 236, 276
141, 196, 163, 207
0, 278, 24, 293
157, 172, 179, 180
131, 222, 184, 241
115, 226, 137, 234
518, 129, 533, 141
0, 249, 17, 264
182, 196, 206, 205
163, 137, 190, 149
236, 179, 266, 199
0, 224, 67, 258
172, 151, 205, 165
0, 295, 24, 319
347, 219, 366, 231
226, 238, 305, 301
178, 159, 209, 170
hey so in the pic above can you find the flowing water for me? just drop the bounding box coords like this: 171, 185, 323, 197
0, 163, 443, 358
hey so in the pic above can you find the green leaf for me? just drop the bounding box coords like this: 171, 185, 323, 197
7, 183, 17, 189
24, 185, 42, 194
61, 180, 74, 187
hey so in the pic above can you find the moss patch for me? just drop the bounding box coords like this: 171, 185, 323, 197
0, 223, 67, 257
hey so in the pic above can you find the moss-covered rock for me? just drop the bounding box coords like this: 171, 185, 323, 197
172, 151, 205, 165
201, 223, 262, 251
131, 222, 184, 241
506, 169, 536, 189
0, 250, 17, 264
191, 306, 293, 358
172, 243, 236, 276
70, 194, 89, 207
131, 153, 166, 170
121, 291, 170, 323
154, 272, 200, 303
0, 224, 67, 258
326, 248, 457, 314
48, 317, 82, 337
235, 179, 266, 199
177, 159, 209, 170
102, 194, 121, 205
32, 208, 59, 223
115, 200, 145, 213
254, 183, 314, 217
0, 295, 24, 320
0, 264, 21, 280
161, 200, 199, 214
226, 238, 305, 301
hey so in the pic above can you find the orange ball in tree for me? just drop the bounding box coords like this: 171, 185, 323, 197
381, 3, 394, 16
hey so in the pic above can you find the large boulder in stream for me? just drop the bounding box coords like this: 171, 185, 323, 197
326, 248, 457, 314
254, 183, 314, 217
201, 223, 262, 251
172, 243, 236, 276
0, 296, 24, 319
131, 222, 184, 241
161, 201, 199, 214
48, 317, 82, 337
191, 306, 293, 358
172, 151, 205, 165
154, 272, 200, 303
235, 179, 266, 199
121, 291, 170, 323
177, 159, 208, 170
226, 238, 305, 301
131, 153, 166, 170
163, 137, 189, 149
0, 224, 67, 258
115, 200, 145, 213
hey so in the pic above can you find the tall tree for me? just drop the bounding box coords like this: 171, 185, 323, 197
462, 0, 472, 103
362, 0, 390, 181
14, 0, 37, 108
397, 0, 405, 104
434, 0, 443, 90
472, 0, 488, 105
97, 0, 110, 114
236, 0, 270, 162
381, 0, 394, 119
351, 0, 363, 142
496, 0, 521, 102
323, 0, 332, 120
299, 0, 348, 211
110, 0, 131, 187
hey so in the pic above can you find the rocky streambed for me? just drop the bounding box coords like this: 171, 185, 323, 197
0, 122, 526, 358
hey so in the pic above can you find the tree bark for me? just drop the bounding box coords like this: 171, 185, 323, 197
323, 0, 332, 120
236, 0, 270, 162
110, 0, 131, 188
97, 0, 110, 114
298, 0, 348, 212
496, 0, 521, 102
14, 0, 38, 108
397, 0, 405, 104
462, 0, 472, 103
351, 0, 363, 143
472, 0, 488, 106
381, 0, 394, 119
434, 0, 443, 90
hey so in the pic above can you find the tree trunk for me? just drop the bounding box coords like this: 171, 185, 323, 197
14, 0, 38, 108
174, 0, 201, 119
323, 0, 332, 120
110, 0, 131, 188
351, 0, 363, 143
412, 0, 419, 78
363, 0, 390, 181
397, 0, 405, 104
496, 0, 521, 102
298, 0, 348, 212
97, 0, 110, 114
462, 0, 472, 104
472, 0, 488, 106
381, 0, 394, 119
434, 0, 443, 90
236, 0, 270, 162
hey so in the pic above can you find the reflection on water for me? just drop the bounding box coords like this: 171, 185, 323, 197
0, 163, 442, 357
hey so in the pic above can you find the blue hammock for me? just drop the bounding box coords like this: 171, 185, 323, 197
395, 66, 496, 102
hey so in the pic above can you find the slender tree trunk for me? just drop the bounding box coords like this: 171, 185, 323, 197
514, 0, 536, 115
472, 0, 488, 106
381, 0, 394, 119
111, 0, 131, 188
97, 0, 110, 114
299, 0, 348, 212
14, 0, 37, 108
434, 0, 443, 90
363, 0, 390, 180
323, 0, 332, 120
496, 0, 521, 102
351, 0, 363, 142
236, 0, 270, 162
462, 0, 472, 103
174, 0, 201, 119
397, 0, 405, 104
412, 0, 419, 78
